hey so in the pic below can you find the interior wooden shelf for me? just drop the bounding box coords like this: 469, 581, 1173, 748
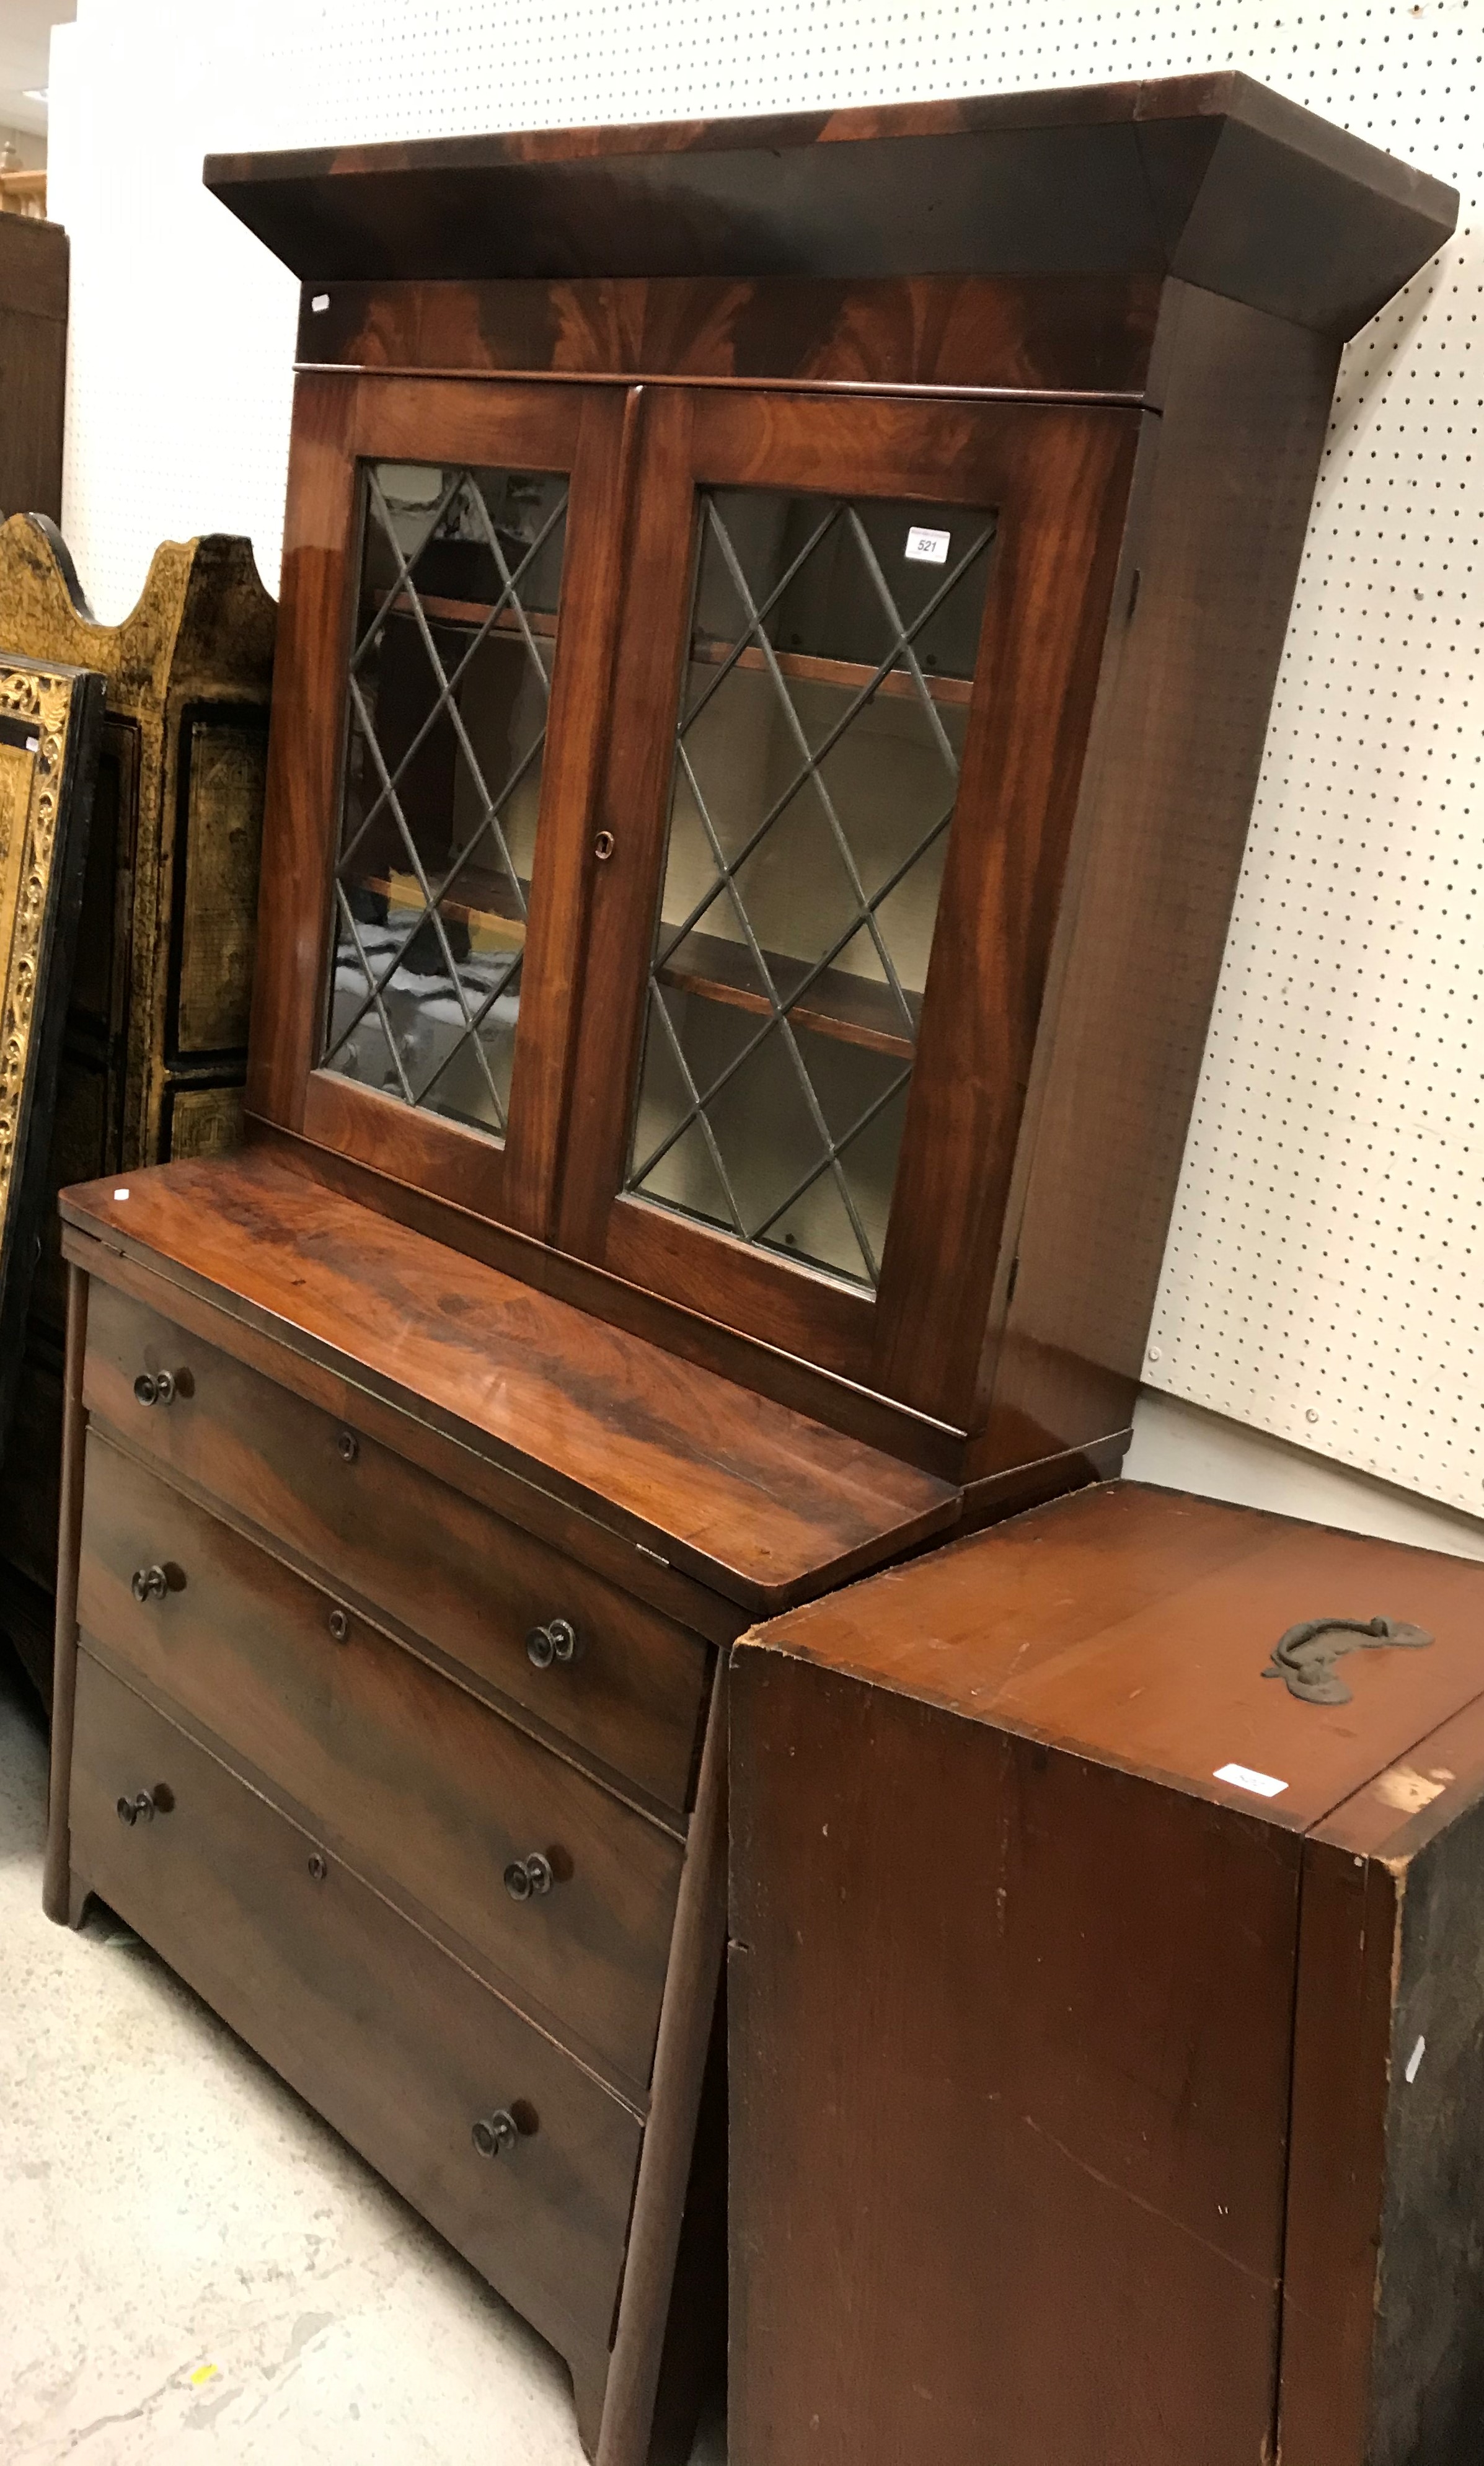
358, 864, 530, 952
382, 591, 559, 640
656, 926, 921, 1058
377, 593, 971, 711
687, 634, 973, 710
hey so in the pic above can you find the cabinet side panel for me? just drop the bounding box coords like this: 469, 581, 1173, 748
976, 285, 1340, 1472
247, 374, 356, 1130
728, 1647, 1297, 2466
1278, 1842, 1398, 2466
1367, 1800, 1484, 2465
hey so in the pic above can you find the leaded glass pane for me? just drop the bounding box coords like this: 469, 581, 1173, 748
322, 459, 568, 1139
625, 488, 995, 1289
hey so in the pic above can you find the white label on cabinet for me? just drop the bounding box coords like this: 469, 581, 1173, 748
1214, 1761, 1288, 1799
905, 526, 950, 565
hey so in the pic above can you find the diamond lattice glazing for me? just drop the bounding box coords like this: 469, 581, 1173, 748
625, 488, 995, 1289
322, 461, 568, 1140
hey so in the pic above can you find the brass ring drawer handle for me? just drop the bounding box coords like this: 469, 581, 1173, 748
525, 1618, 578, 1669
503, 1852, 555, 1903
117, 1784, 172, 1826
472, 2109, 523, 2160
130, 1564, 170, 1603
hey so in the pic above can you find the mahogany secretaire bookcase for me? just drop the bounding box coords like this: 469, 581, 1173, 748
43, 75, 1454, 2465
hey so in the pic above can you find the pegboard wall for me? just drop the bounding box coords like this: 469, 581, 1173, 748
45, 0, 1484, 1524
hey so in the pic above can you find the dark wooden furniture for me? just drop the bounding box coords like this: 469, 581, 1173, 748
0, 514, 275, 1694
201, 72, 1457, 1488
0, 215, 66, 524
47, 74, 1452, 2466
49, 1151, 950, 2460
731, 1482, 1484, 2466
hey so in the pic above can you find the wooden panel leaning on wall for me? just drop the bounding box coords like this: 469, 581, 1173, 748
0, 213, 67, 524
0, 516, 275, 1697
0, 652, 105, 1459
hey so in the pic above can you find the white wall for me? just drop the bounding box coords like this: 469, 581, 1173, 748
45, 0, 1484, 1559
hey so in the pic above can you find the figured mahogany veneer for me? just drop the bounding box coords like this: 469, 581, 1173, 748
80, 1433, 686, 2092
211, 76, 1449, 340
83, 1279, 713, 1809
59, 1149, 956, 1611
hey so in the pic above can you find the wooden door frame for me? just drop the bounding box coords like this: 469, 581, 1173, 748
556, 386, 1139, 1421
248, 368, 638, 1244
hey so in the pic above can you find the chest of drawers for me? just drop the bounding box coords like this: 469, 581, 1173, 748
47, 1151, 954, 2462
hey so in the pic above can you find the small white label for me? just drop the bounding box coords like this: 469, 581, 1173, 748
112, 1187, 130, 1201
310, 291, 330, 313
1405, 2034, 1427, 2084
1214, 1761, 1288, 1800
905, 525, 951, 565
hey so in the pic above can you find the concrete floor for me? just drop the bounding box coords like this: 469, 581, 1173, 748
0, 1652, 726, 2464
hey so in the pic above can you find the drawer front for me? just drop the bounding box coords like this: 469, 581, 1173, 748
69, 1650, 638, 2377
84, 1277, 710, 1810
79, 1433, 684, 2091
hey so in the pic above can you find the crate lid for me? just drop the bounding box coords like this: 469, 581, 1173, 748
740, 1479, 1484, 1831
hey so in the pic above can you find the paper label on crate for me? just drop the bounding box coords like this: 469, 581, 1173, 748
905, 526, 951, 565
1214, 1761, 1288, 1799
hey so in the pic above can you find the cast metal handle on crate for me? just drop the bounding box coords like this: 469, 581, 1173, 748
504, 1852, 555, 1903
130, 1564, 170, 1603
1263, 1614, 1434, 1706
525, 1618, 578, 1670
471, 2110, 521, 2160
117, 1784, 172, 1827
133, 1369, 177, 1408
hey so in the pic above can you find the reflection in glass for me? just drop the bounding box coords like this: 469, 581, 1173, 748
625, 488, 995, 1289
322, 459, 568, 1139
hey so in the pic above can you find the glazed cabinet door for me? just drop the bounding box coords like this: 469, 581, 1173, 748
557, 389, 1139, 1425
249, 371, 634, 1240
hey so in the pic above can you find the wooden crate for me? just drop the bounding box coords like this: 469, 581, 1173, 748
731, 1481, 1484, 2466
